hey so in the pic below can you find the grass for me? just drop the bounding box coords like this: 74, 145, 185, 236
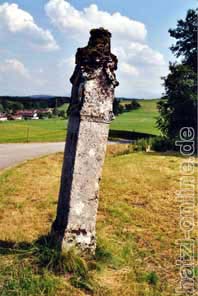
111, 99, 160, 135
0, 145, 194, 295
0, 100, 159, 143
0, 119, 67, 143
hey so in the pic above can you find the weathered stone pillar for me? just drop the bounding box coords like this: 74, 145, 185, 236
52, 28, 119, 253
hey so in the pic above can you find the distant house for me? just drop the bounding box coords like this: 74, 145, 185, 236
37, 109, 52, 119
7, 114, 22, 120
8, 109, 52, 120
0, 113, 7, 121
23, 111, 39, 120
37, 108, 52, 114
15, 110, 39, 120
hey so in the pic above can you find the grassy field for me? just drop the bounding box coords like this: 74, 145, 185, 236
0, 119, 67, 143
0, 100, 160, 143
111, 99, 160, 135
0, 146, 191, 295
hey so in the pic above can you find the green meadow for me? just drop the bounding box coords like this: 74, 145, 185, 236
111, 99, 160, 135
0, 99, 159, 143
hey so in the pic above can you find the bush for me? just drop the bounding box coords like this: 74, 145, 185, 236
150, 136, 174, 152
59, 110, 66, 119
125, 100, 141, 112
38, 113, 49, 119
132, 137, 175, 152
134, 138, 151, 151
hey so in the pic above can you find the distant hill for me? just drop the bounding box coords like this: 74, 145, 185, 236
116, 97, 139, 101
0, 95, 70, 102
29, 95, 56, 99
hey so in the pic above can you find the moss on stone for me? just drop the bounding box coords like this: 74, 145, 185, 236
75, 27, 117, 70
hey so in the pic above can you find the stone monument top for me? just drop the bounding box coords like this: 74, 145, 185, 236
73, 27, 118, 72
68, 27, 119, 122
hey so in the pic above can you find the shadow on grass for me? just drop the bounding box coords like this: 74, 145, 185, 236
0, 234, 113, 267
0, 236, 66, 295
109, 129, 156, 141
0, 235, 107, 294
0, 235, 77, 275
0, 235, 56, 257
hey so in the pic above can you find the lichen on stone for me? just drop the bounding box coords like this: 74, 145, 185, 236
68, 27, 119, 116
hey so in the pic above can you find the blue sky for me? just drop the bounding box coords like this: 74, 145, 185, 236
0, 0, 196, 98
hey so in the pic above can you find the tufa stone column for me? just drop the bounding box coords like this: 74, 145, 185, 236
52, 28, 119, 253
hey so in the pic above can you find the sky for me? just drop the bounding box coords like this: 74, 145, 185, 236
0, 0, 197, 98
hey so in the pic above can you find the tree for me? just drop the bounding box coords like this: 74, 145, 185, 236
11, 102, 24, 113
169, 9, 197, 72
125, 100, 141, 112
0, 103, 4, 113
59, 110, 67, 119
157, 64, 196, 138
130, 99, 141, 110
53, 107, 59, 116
157, 8, 197, 140
113, 98, 124, 115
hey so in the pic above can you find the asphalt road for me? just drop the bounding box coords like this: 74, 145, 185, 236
0, 140, 131, 170
0, 142, 66, 170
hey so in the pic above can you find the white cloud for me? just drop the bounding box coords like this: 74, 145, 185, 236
45, 0, 147, 43
119, 62, 139, 76
0, 1, 168, 97
0, 58, 30, 78
127, 43, 165, 66
0, 58, 33, 94
0, 58, 51, 95
45, 0, 168, 97
0, 2, 59, 51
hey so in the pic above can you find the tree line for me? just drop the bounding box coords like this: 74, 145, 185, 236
113, 99, 141, 115
0, 96, 70, 114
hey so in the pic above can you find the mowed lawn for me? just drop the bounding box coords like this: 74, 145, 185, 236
0, 100, 159, 143
111, 99, 160, 135
0, 119, 68, 143
0, 146, 188, 295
